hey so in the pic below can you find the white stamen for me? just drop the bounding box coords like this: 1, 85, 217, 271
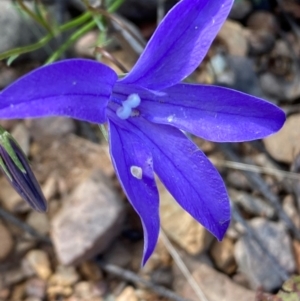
124, 93, 141, 108
116, 104, 132, 119
130, 166, 143, 180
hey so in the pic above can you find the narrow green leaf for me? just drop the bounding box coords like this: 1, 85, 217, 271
99, 124, 108, 141
0, 11, 92, 61
45, 19, 96, 64
7, 54, 19, 66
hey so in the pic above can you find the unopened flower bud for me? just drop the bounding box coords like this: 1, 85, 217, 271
0, 128, 47, 212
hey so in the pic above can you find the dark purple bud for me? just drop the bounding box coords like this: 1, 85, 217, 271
0, 137, 47, 212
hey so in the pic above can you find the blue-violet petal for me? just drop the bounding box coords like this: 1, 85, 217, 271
108, 111, 230, 241
108, 119, 160, 265
116, 83, 286, 142
0, 59, 117, 123
120, 0, 233, 90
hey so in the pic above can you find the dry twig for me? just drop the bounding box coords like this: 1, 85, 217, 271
160, 230, 210, 301
231, 203, 289, 282
219, 143, 300, 240
98, 259, 192, 301
0, 207, 51, 244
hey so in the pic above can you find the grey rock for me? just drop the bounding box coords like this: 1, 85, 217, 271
25, 277, 47, 299
260, 71, 300, 102
247, 30, 276, 56
51, 169, 124, 265
259, 40, 300, 102
102, 240, 132, 268
0, 2, 69, 61
227, 171, 251, 191
27, 117, 76, 142
229, 0, 252, 20
229, 189, 275, 218
212, 55, 268, 100
234, 218, 295, 292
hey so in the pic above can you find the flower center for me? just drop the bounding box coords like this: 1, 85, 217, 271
116, 94, 141, 120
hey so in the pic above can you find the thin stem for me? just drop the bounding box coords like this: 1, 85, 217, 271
16, 0, 53, 34
107, 0, 125, 13
0, 207, 51, 244
0, 34, 53, 61
0, 11, 92, 61
89, 6, 145, 48
94, 47, 128, 73
45, 19, 96, 64
60, 11, 92, 32
160, 230, 210, 301
219, 143, 300, 240
98, 260, 192, 301
99, 124, 108, 142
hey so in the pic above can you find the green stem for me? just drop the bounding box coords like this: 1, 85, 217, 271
99, 125, 108, 141
59, 11, 91, 32
0, 34, 53, 60
0, 0, 123, 62
16, 0, 53, 34
0, 11, 92, 61
107, 0, 125, 12
45, 19, 96, 64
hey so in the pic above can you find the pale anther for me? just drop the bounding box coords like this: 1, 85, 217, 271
116, 104, 132, 120
124, 93, 141, 108
116, 93, 141, 120
130, 166, 143, 180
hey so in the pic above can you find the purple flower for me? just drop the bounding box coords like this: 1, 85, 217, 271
0, 0, 284, 264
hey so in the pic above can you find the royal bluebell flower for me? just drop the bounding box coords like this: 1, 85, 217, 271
0, 128, 47, 212
0, 0, 284, 264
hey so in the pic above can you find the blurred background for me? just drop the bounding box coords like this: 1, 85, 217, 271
0, 0, 300, 300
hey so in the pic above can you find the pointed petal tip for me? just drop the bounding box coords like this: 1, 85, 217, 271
136, 83, 287, 143
141, 235, 160, 267
214, 218, 231, 241
14, 176, 48, 213
1, 138, 49, 214
259, 105, 286, 140
34, 199, 48, 213
141, 251, 152, 267
108, 119, 160, 269
274, 107, 286, 132
140, 226, 159, 267
121, 0, 234, 89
